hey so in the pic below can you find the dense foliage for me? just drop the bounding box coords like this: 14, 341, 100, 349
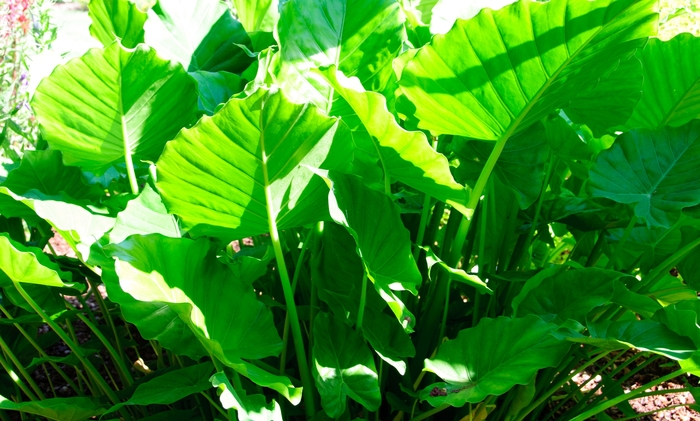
2, 0, 700, 420
0, 0, 55, 157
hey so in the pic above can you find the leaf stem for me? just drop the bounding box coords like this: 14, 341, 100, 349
0, 349, 38, 401
11, 281, 125, 410
635, 236, 700, 293
262, 177, 316, 418
357, 272, 368, 333
269, 226, 315, 417
200, 391, 229, 418
413, 137, 439, 261
520, 155, 555, 268
413, 192, 433, 262
73, 309, 134, 387
280, 232, 311, 375
87, 277, 126, 367
119, 80, 139, 195
0, 334, 45, 399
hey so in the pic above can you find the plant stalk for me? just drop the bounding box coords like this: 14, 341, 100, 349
262, 180, 314, 415
0, 335, 45, 399
280, 233, 311, 375
0, 350, 37, 401
11, 281, 125, 409
356, 272, 369, 333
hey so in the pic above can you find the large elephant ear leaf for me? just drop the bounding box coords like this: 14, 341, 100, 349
0, 234, 73, 288
108, 234, 283, 361
397, 0, 657, 139
555, 319, 696, 360
587, 121, 700, 228
2, 150, 104, 203
564, 55, 643, 137
312, 223, 386, 322
319, 170, 421, 330
110, 184, 180, 244
419, 315, 570, 407
319, 67, 470, 214
144, 0, 254, 73
104, 362, 215, 416
88, 0, 147, 48
156, 87, 354, 241
514, 268, 627, 324
312, 312, 381, 418
624, 33, 700, 130
31, 43, 198, 173
274, 0, 405, 112
102, 264, 208, 360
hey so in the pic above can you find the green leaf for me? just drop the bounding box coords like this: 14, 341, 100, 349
587, 121, 700, 228
108, 234, 283, 360
678, 226, 700, 289
452, 122, 549, 209
514, 268, 629, 324
647, 274, 697, 307
608, 223, 684, 273
191, 71, 245, 115
274, 0, 405, 112
312, 312, 380, 417
211, 372, 283, 421
219, 246, 273, 286
223, 359, 302, 405
2, 150, 103, 203
232, 0, 279, 32
102, 264, 208, 360
0, 395, 104, 421
156, 87, 353, 240
0, 234, 73, 288
32, 43, 198, 173
544, 114, 593, 162
144, 0, 254, 73
564, 55, 643, 136
397, 0, 657, 139
362, 307, 415, 375
611, 280, 662, 319
420, 315, 570, 407
319, 68, 470, 214
654, 300, 700, 349
0, 238, 75, 314
0, 187, 116, 262
422, 246, 492, 295
555, 319, 696, 360
624, 34, 700, 130
104, 362, 215, 415
321, 171, 420, 329
312, 223, 386, 322
110, 183, 180, 244
88, 0, 147, 48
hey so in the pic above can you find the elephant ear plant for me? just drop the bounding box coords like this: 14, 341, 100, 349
2, 0, 700, 420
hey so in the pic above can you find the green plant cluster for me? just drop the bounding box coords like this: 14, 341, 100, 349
2, 0, 700, 420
